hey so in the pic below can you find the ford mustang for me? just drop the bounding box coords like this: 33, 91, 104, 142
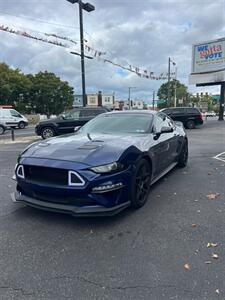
12, 110, 188, 217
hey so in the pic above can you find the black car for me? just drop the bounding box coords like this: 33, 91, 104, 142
160, 107, 203, 129
35, 107, 110, 139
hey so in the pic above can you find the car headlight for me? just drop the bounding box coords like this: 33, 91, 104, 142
90, 162, 123, 174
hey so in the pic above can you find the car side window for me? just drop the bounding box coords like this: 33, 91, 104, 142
81, 110, 104, 118
64, 110, 81, 119
162, 109, 171, 115
10, 109, 21, 118
155, 114, 166, 132
155, 114, 174, 133
166, 116, 175, 128
171, 108, 184, 115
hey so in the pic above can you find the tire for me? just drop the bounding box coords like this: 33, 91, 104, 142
177, 140, 188, 168
0, 125, 5, 135
41, 127, 55, 139
18, 121, 26, 129
186, 120, 195, 129
130, 159, 151, 209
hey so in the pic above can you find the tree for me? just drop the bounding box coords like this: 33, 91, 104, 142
157, 79, 189, 108
0, 63, 32, 108
29, 71, 74, 118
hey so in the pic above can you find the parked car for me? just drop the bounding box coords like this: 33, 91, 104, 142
205, 111, 216, 117
0, 122, 7, 135
160, 107, 203, 129
35, 106, 110, 139
12, 110, 188, 217
0, 108, 28, 129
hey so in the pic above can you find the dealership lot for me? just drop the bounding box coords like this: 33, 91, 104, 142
0, 120, 225, 300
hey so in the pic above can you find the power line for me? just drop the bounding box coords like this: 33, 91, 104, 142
0, 9, 80, 30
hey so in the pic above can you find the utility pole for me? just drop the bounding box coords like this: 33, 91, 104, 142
128, 87, 136, 110
152, 91, 155, 110
174, 67, 177, 107
218, 82, 225, 121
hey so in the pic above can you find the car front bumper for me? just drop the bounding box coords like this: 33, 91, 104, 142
11, 191, 130, 217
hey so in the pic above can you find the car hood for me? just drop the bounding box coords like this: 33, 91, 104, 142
21, 133, 150, 167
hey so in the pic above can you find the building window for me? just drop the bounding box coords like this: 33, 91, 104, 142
89, 97, 96, 104
104, 96, 111, 103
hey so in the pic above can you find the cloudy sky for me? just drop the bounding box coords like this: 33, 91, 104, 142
0, 0, 224, 102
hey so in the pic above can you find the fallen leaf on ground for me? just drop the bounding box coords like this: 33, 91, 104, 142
207, 243, 218, 248
211, 253, 219, 259
184, 263, 190, 270
191, 224, 197, 227
207, 193, 220, 200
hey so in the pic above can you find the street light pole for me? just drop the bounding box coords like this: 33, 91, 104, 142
66, 0, 95, 107
128, 87, 136, 110
167, 57, 176, 107
168, 57, 171, 107
78, 1, 86, 107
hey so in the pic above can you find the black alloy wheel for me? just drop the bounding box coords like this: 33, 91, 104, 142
0, 125, 5, 135
186, 120, 195, 129
177, 140, 188, 167
41, 127, 55, 139
18, 121, 26, 129
131, 159, 151, 208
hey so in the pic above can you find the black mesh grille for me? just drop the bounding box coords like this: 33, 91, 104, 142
24, 165, 68, 185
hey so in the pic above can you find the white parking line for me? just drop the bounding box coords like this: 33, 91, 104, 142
213, 152, 225, 163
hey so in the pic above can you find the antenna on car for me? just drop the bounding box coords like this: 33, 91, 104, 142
87, 133, 92, 141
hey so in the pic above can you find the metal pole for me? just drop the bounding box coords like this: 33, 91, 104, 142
218, 82, 225, 121
11, 127, 15, 141
174, 67, 177, 107
167, 57, 171, 107
79, 1, 86, 107
153, 91, 155, 110
128, 87, 131, 110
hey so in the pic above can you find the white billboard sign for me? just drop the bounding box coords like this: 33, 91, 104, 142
192, 38, 225, 74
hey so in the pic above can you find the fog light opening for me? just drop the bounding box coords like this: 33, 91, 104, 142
92, 182, 124, 193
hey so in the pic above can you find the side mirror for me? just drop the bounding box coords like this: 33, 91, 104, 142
161, 126, 174, 134
74, 126, 81, 132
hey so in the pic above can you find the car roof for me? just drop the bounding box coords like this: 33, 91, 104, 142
106, 110, 157, 115
73, 107, 109, 110
162, 107, 199, 110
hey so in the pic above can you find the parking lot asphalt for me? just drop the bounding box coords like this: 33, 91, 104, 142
0, 125, 36, 140
0, 120, 225, 300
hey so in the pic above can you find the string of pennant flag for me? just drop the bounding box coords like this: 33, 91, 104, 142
0, 24, 175, 81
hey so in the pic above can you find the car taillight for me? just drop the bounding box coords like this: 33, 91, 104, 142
198, 114, 203, 120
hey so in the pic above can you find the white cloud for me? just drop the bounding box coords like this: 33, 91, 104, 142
0, 0, 224, 101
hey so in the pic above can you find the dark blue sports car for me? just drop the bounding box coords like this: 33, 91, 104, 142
12, 110, 188, 217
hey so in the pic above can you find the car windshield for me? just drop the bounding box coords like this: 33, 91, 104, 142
79, 113, 153, 134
